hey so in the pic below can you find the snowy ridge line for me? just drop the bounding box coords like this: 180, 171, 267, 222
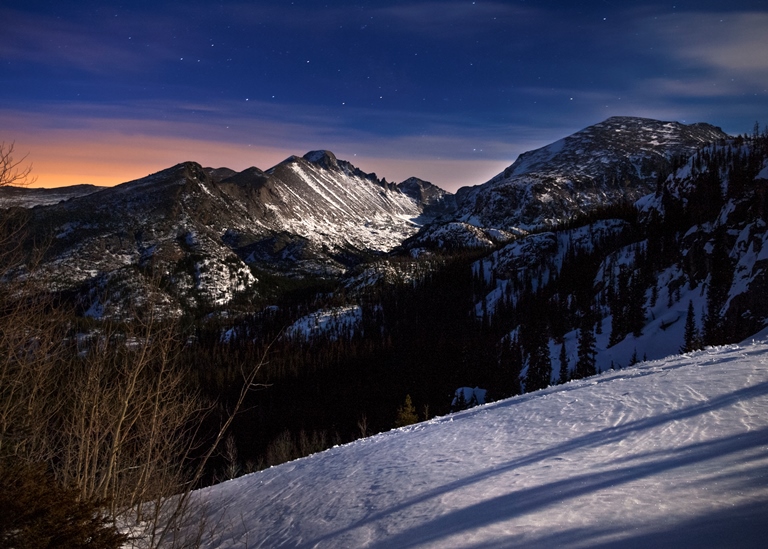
16, 151, 454, 314
180, 338, 768, 548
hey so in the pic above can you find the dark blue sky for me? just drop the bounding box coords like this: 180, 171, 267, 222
1, 1, 767, 190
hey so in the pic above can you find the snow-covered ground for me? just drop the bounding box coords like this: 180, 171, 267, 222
180, 334, 768, 548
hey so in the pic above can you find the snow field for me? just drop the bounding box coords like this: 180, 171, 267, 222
186, 338, 768, 548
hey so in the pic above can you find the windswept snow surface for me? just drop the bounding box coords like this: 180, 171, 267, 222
188, 340, 768, 548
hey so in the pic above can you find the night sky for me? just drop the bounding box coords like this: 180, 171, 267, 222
2, 1, 767, 192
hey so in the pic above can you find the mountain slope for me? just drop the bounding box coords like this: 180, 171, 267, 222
452, 116, 727, 231
180, 336, 768, 549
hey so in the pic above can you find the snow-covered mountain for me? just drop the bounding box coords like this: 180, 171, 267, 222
11, 152, 453, 316
4, 116, 754, 333
218, 151, 452, 257
174, 335, 768, 549
404, 221, 517, 250
451, 116, 727, 232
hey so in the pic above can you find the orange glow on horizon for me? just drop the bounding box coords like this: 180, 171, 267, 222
26, 151, 506, 192
2, 108, 514, 192
6, 122, 508, 192
14, 133, 293, 189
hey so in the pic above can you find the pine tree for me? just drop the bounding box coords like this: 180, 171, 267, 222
524, 329, 552, 393
681, 299, 701, 353
609, 266, 630, 347
499, 335, 522, 397
558, 341, 569, 384
703, 232, 733, 345
574, 310, 597, 379
395, 394, 418, 427
627, 274, 646, 338
0, 458, 127, 549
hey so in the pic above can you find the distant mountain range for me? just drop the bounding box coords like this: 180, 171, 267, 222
0, 116, 742, 322
0, 183, 103, 208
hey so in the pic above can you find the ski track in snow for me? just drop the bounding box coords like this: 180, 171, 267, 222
183, 338, 768, 549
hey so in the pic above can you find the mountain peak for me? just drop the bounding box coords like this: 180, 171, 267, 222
501, 116, 729, 182
219, 166, 268, 188
204, 167, 239, 182
450, 116, 730, 231
593, 116, 725, 136
303, 150, 339, 170
398, 177, 452, 202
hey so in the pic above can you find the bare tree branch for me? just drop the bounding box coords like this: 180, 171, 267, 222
0, 142, 36, 188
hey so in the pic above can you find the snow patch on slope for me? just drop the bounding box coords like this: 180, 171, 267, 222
286, 305, 363, 341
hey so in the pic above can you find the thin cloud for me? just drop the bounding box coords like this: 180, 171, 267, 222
667, 12, 768, 73
644, 11, 768, 91
639, 77, 753, 99
0, 7, 202, 75
208, 1, 534, 36
0, 9, 144, 73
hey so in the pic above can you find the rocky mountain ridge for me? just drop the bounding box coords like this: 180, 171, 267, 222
8, 151, 452, 317
465, 130, 768, 389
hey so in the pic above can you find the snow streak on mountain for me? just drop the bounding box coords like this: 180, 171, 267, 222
181, 336, 768, 549
224, 151, 438, 254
